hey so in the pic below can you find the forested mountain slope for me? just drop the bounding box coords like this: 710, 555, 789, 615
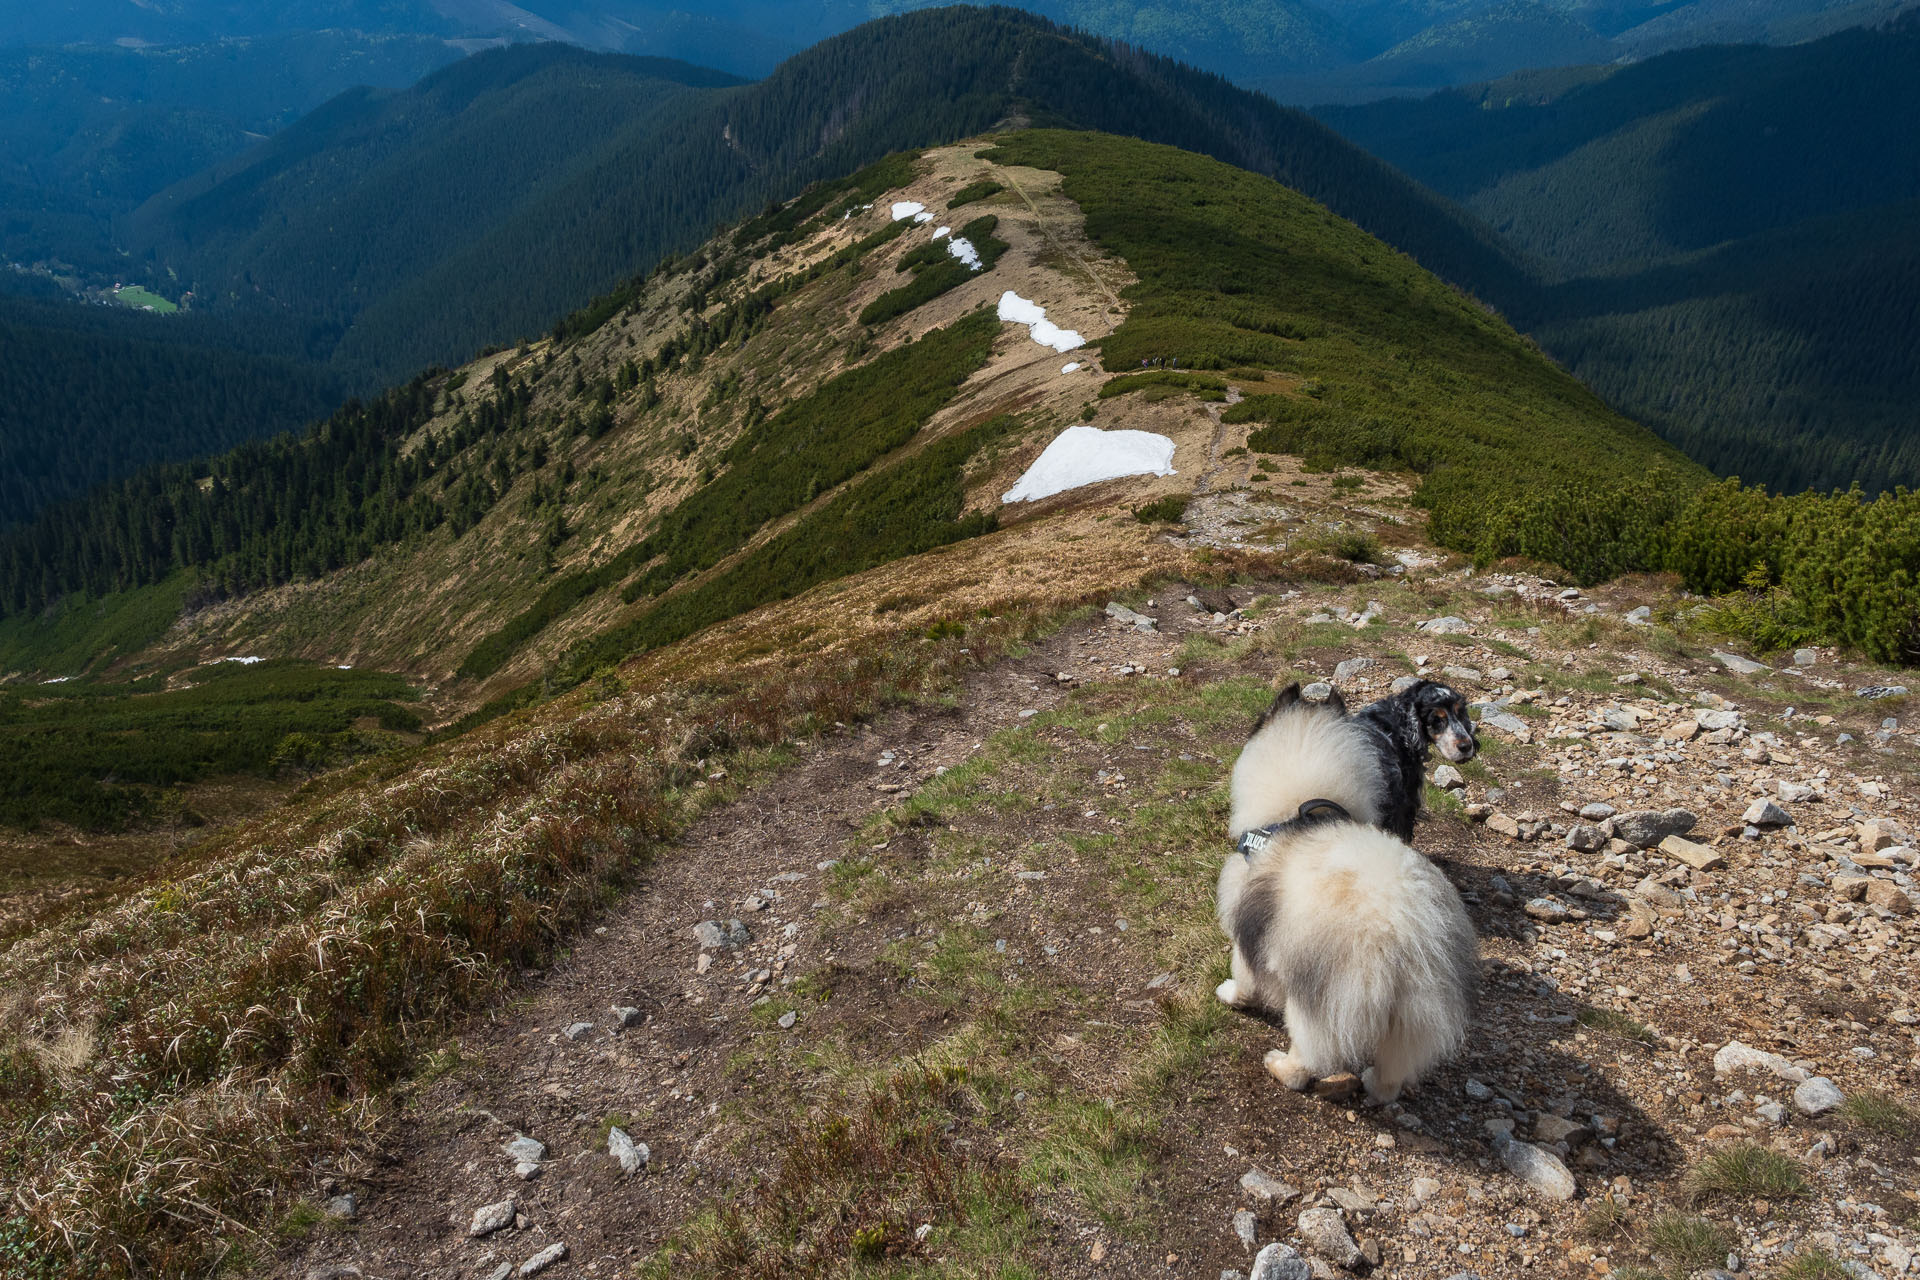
0, 32, 463, 276
124, 9, 1531, 388
0, 298, 346, 530
1319, 13, 1920, 493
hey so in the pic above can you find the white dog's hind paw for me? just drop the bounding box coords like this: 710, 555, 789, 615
1264, 1049, 1311, 1092
1215, 978, 1241, 1006
1361, 1067, 1402, 1106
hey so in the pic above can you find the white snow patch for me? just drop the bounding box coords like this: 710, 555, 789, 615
1061, 361, 1081, 374
931, 225, 951, 239
337, 664, 354, 670
40, 676, 72, 685
1001, 426, 1175, 503
212, 656, 264, 665
946, 237, 982, 271
914, 211, 932, 223
997, 290, 1084, 353
890, 201, 925, 221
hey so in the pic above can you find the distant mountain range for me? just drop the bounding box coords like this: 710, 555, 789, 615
120, 12, 1526, 390
8, 0, 1917, 101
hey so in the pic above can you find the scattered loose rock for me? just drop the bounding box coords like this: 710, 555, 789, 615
608, 1126, 649, 1176
1495, 1135, 1577, 1201
469, 1197, 517, 1238
1296, 1207, 1362, 1268
1241, 1167, 1301, 1207
1251, 1243, 1312, 1280
693, 919, 751, 950
1792, 1077, 1845, 1116
1713, 1040, 1809, 1084
517, 1242, 567, 1277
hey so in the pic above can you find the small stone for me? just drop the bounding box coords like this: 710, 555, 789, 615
564, 1021, 594, 1041
518, 1243, 567, 1277
1334, 658, 1374, 681
1713, 651, 1769, 675
1487, 813, 1522, 839
502, 1135, 546, 1165
1419, 616, 1471, 634
1858, 684, 1909, 700
1301, 682, 1335, 702
1532, 1114, 1592, 1146
1755, 1101, 1788, 1125
1579, 802, 1617, 820
1463, 1078, 1493, 1101
777, 1010, 798, 1029
1441, 665, 1483, 685
1865, 881, 1914, 914
1296, 1207, 1362, 1268
1233, 1207, 1259, 1249
324, 1193, 357, 1220
612, 1005, 644, 1029
1524, 897, 1572, 923
1743, 799, 1791, 827
694, 919, 751, 950
1250, 1243, 1312, 1280
1409, 1177, 1442, 1204
1565, 823, 1606, 852
1793, 1077, 1845, 1116
1620, 898, 1656, 939
1777, 780, 1816, 803
1615, 808, 1697, 848
469, 1197, 517, 1238
608, 1126, 649, 1175
1389, 675, 1420, 693
1312, 1072, 1362, 1101
1695, 709, 1742, 731
1659, 834, 1725, 871
1432, 764, 1464, 790
1713, 1040, 1808, 1083
1240, 1168, 1300, 1207
1105, 601, 1158, 630
1496, 1136, 1576, 1200
514, 1162, 541, 1181
1792, 648, 1818, 666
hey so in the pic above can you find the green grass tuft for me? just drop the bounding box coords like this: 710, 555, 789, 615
1839, 1090, 1917, 1135
1643, 1213, 1732, 1273
1685, 1142, 1809, 1200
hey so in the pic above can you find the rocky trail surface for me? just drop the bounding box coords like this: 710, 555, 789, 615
280, 567, 1920, 1280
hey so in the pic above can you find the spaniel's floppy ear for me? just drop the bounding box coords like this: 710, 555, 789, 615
1252, 682, 1303, 732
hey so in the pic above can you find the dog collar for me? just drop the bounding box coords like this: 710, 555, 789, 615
1236, 798, 1351, 858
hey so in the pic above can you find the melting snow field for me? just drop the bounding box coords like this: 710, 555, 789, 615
1002, 426, 1176, 503
890, 201, 925, 221
997, 291, 1084, 353
1061, 361, 1081, 374
946, 237, 982, 270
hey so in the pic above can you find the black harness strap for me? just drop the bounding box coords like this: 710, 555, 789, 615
1235, 797, 1351, 858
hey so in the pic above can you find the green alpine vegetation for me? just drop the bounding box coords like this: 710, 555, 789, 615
461, 308, 1001, 681
0, 661, 419, 832
989, 131, 1920, 663
858, 215, 1009, 326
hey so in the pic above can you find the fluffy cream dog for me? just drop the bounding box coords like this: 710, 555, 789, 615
1217, 683, 1478, 1103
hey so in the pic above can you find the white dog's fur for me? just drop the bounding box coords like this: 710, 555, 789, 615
1218, 689, 1477, 1103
